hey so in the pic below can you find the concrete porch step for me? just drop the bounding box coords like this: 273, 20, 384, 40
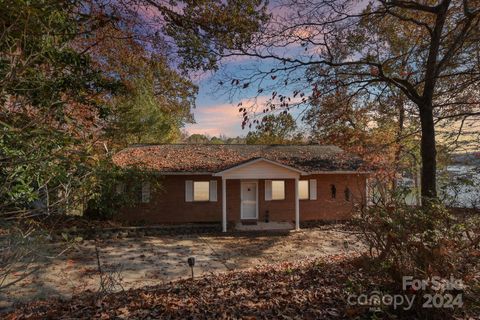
234, 221, 294, 231
240, 219, 258, 225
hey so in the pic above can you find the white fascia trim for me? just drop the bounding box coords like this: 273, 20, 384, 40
154, 172, 214, 175
149, 169, 370, 176
303, 171, 371, 175
213, 157, 306, 176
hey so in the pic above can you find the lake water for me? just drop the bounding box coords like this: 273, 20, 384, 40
441, 165, 480, 208
398, 165, 479, 208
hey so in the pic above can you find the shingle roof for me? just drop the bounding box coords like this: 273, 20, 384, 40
112, 144, 364, 173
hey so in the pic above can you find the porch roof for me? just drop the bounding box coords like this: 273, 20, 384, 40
113, 144, 364, 174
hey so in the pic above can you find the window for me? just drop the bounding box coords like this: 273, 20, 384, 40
331, 184, 336, 199
193, 181, 210, 201
271, 180, 285, 200
299, 180, 309, 200
185, 180, 217, 202
344, 187, 351, 202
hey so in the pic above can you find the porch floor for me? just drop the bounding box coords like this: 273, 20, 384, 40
235, 221, 294, 231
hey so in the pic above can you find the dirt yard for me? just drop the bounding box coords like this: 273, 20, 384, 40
1, 225, 364, 309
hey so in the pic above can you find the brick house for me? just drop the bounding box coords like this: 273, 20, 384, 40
113, 144, 368, 231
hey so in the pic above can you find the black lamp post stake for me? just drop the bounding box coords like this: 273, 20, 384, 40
187, 257, 195, 280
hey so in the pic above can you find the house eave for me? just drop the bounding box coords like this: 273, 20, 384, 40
153, 171, 214, 176
305, 170, 371, 175
148, 170, 370, 176
213, 157, 306, 176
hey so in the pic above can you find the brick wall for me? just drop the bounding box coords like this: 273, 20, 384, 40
117, 173, 367, 224
257, 179, 296, 222
117, 175, 222, 224
299, 174, 366, 221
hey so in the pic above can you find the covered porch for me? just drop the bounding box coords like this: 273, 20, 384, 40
214, 158, 309, 232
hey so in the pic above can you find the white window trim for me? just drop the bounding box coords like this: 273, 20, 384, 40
270, 180, 285, 201
298, 179, 318, 201
186, 180, 218, 202
240, 180, 259, 219
185, 180, 193, 202
299, 180, 309, 200
309, 179, 317, 200
209, 180, 218, 202
265, 180, 272, 201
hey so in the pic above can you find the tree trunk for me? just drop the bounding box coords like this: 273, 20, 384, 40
419, 105, 437, 201
392, 95, 405, 191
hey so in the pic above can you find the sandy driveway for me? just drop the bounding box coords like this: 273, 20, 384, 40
1, 225, 363, 308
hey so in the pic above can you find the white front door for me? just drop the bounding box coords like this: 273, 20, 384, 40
241, 181, 258, 219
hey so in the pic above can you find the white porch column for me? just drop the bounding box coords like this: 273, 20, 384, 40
222, 177, 227, 232
295, 177, 300, 231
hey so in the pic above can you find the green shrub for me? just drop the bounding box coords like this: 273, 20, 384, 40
84, 161, 161, 220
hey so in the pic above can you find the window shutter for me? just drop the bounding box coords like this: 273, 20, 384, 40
116, 183, 125, 195
141, 182, 150, 203
265, 180, 272, 201
185, 180, 193, 202
209, 180, 217, 201
345, 187, 351, 202
309, 179, 317, 200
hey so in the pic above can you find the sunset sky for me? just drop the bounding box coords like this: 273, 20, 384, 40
138, 2, 315, 138
184, 58, 306, 138
185, 73, 245, 137
184, 59, 267, 138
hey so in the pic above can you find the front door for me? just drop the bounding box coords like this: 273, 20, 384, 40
241, 181, 258, 219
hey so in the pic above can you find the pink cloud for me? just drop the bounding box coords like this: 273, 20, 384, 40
185, 102, 243, 137
185, 96, 270, 137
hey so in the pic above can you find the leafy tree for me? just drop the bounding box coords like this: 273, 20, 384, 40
209, 136, 225, 144
107, 59, 196, 146
185, 134, 211, 144
304, 89, 421, 186
0, 0, 201, 215
246, 113, 303, 144
0, 0, 122, 291
0, 0, 118, 215
142, 0, 270, 72
225, 136, 247, 144
73, 4, 197, 148
182, 134, 247, 144
161, 0, 480, 203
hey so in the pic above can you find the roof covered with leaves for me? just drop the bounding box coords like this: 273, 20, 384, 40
112, 144, 364, 173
